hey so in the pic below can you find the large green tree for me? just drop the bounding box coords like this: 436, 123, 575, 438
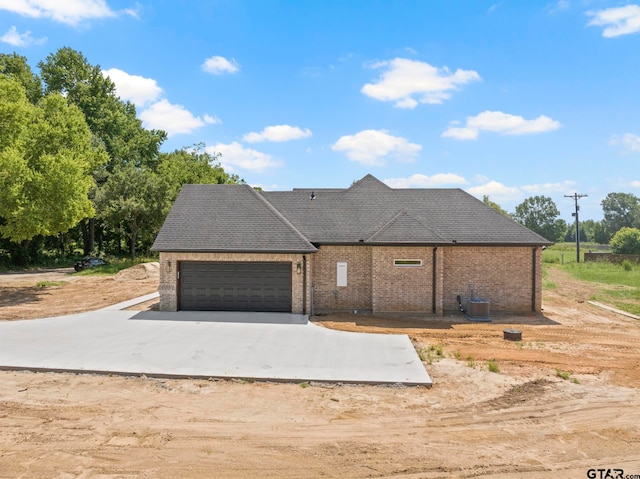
601, 192, 640, 241
38, 47, 167, 254
513, 195, 566, 242
94, 163, 167, 260
39, 47, 166, 169
0, 77, 107, 260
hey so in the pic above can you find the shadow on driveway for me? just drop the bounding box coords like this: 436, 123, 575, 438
130, 310, 309, 325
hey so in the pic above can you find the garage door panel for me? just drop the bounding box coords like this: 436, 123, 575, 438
180, 261, 292, 312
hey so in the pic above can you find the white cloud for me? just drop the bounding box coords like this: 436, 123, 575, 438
587, 5, 640, 38
441, 127, 478, 140
610, 133, 640, 153
206, 142, 282, 172
0, 0, 137, 26
384, 173, 468, 188
103, 67, 220, 136
102, 68, 162, 106
443, 110, 561, 140
203, 114, 221, 124
546, 1, 569, 16
631, 180, 640, 188
467, 181, 522, 203
521, 180, 576, 194
1, 25, 46, 46
202, 55, 240, 75
361, 58, 480, 108
332, 129, 422, 166
243, 125, 312, 143
140, 100, 210, 136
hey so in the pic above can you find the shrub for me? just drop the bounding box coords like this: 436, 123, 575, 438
622, 260, 633, 271
610, 227, 640, 254
487, 360, 500, 373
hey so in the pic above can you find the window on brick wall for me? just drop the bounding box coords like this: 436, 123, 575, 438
393, 259, 423, 267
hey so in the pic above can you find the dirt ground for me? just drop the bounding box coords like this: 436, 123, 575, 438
1, 266, 639, 478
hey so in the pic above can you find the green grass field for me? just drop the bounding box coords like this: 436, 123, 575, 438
543, 243, 640, 315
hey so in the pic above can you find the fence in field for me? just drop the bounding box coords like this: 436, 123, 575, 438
584, 253, 640, 264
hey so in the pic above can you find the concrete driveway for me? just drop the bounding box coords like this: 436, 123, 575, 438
0, 296, 432, 386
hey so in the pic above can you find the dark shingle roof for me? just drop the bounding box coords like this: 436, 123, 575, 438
151, 184, 317, 253
263, 174, 552, 246
153, 174, 552, 253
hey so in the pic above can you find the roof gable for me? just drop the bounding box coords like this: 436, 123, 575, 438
346, 174, 391, 194
367, 210, 447, 243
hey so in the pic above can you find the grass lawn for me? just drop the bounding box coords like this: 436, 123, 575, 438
543, 243, 640, 315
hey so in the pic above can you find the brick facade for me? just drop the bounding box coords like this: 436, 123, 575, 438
158, 252, 309, 313
371, 246, 435, 313
159, 246, 542, 315
310, 245, 372, 313
441, 246, 541, 313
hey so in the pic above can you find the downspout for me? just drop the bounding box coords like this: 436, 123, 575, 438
531, 247, 537, 312
302, 255, 307, 315
432, 247, 437, 314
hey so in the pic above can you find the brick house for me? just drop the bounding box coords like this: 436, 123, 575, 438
151, 174, 551, 315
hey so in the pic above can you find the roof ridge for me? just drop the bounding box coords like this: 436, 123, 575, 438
250, 186, 317, 250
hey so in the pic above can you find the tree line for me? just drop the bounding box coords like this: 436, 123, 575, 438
484, 193, 640, 253
3, 47, 638, 266
1, 48, 240, 266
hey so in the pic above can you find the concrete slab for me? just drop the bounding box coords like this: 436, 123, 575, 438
0, 309, 432, 386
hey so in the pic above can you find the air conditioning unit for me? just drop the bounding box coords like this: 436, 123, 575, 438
467, 299, 490, 321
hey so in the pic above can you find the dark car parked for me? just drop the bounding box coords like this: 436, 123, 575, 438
74, 257, 108, 272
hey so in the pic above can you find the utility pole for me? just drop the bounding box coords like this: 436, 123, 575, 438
565, 193, 588, 262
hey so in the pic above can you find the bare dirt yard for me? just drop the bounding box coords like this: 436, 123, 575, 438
1, 266, 639, 478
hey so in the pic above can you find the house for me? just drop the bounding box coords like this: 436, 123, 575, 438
151, 174, 552, 315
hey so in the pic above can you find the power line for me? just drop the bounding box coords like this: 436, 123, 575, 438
565, 193, 588, 262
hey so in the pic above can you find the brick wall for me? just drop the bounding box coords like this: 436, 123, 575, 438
310, 245, 372, 313
371, 246, 434, 313
441, 246, 541, 313
158, 245, 543, 315
158, 252, 308, 313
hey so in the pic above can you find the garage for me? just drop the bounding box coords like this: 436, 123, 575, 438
179, 261, 292, 312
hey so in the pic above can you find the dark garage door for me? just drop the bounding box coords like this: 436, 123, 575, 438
180, 261, 292, 312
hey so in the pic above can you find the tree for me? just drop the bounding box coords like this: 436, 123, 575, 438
0, 77, 108, 261
610, 227, 640, 254
482, 195, 510, 217
156, 145, 242, 202
564, 224, 587, 243
601, 192, 640, 240
513, 195, 566, 242
94, 163, 167, 260
0, 52, 42, 104
39, 47, 166, 169
38, 47, 167, 254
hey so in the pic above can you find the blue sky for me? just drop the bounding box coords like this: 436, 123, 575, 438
2, 0, 639, 221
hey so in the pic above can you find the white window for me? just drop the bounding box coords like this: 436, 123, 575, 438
336, 262, 347, 286
394, 259, 423, 267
